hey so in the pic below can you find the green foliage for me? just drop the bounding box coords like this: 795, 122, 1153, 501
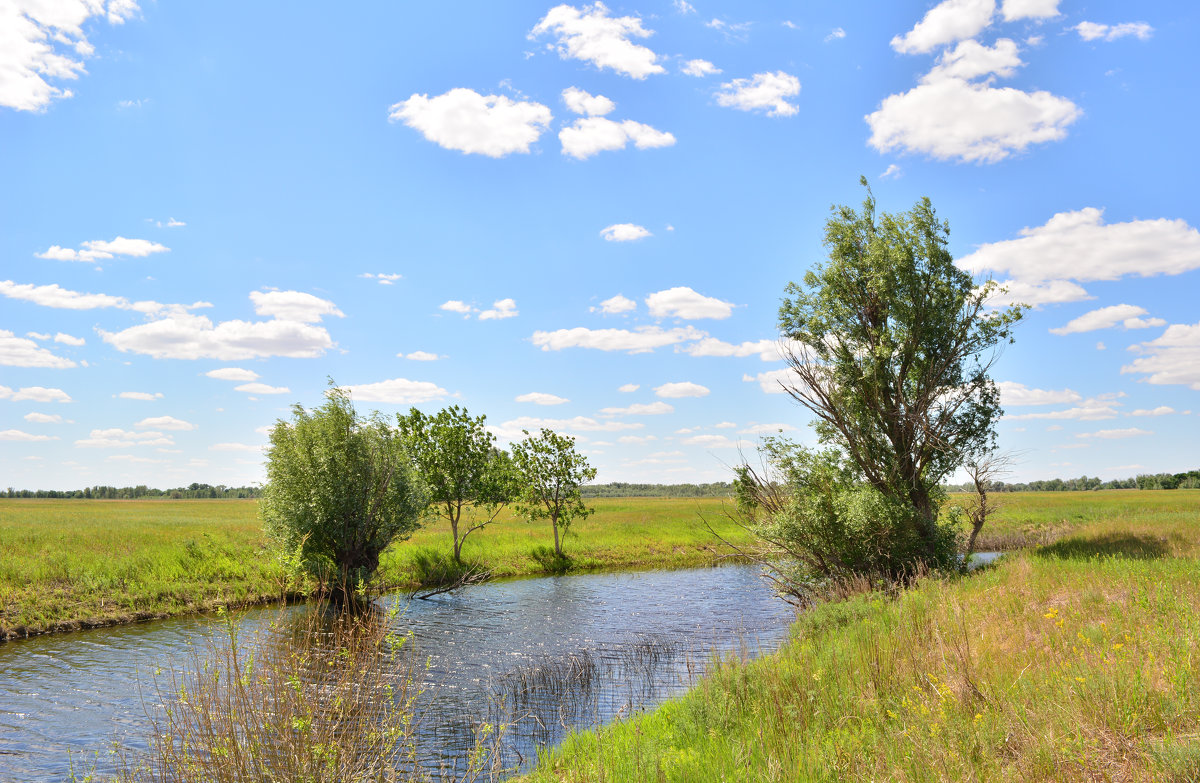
511, 428, 597, 558
259, 386, 427, 604
750, 180, 1023, 578
396, 404, 516, 563
529, 544, 573, 574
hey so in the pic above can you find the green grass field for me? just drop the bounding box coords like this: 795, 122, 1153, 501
0, 496, 750, 638
522, 489, 1200, 782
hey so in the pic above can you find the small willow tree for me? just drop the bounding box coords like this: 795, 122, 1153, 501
511, 428, 596, 559
260, 386, 428, 606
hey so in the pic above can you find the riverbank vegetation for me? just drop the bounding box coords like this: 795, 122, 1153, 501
523, 492, 1200, 782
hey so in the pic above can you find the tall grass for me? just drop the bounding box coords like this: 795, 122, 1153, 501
522, 496, 1200, 781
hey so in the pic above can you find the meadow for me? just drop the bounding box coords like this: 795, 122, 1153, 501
522, 489, 1200, 782
0, 496, 750, 638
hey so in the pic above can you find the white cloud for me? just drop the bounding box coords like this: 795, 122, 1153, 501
1122, 322, 1200, 390
593, 294, 636, 314
24, 412, 66, 423
654, 381, 710, 399
249, 290, 344, 323
959, 209, 1200, 283
743, 368, 793, 394
646, 286, 734, 320
674, 0, 694, 13
136, 415, 196, 431
1, 385, 71, 402
825, 27, 846, 42
1008, 397, 1121, 420
100, 311, 337, 360
530, 3, 665, 80
344, 377, 449, 404
118, 391, 162, 400
1076, 428, 1151, 440
739, 422, 797, 435
53, 332, 85, 346
599, 401, 674, 416
997, 381, 1081, 406
36, 236, 168, 263
866, 78, 1079, 164
0, 429, 56, 442
618, 383, 639, 393
1049, 304, 1166, 335
0, 279, 194, 313
679, 337, 781, 361
713, 421, 737, 429
210, 442, 264, 453
681, 59, 721, 77
75, 428, 174, 448
983, 279, 1093, 307
600, 223, 652, 242
1001, 0, 1059, 21
479, 298, 519, 320
880, 164, 902, 180
532, 325, 706, 353
205, 367, 260, 382
440, 300, 475, 315
715, 71, 801, 117
681, 433, 740, 448
402, 351, 440, 361
26, 331, 50, 340
488, 415, 643, 441
1075, 21, 1153, 42
1128, 406, 1176, 417
560, 116, 675, 159
360, 272, 403, 285
234, 382, 290, 395
389, 88, 552, 158
618, 435, 657, 445
890, 0, 996, 54
0, 0, 141, 112
0, 329, 76, 368
516, 392, 570, 405
924, 38, 1023, 83
561, 86, 615, 116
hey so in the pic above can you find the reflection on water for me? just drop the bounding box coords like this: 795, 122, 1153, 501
0, 564, 795, 781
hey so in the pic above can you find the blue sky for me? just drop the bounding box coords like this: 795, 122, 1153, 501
2, 0, 1198, 489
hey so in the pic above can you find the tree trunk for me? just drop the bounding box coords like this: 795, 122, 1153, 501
552, 512, 562, 557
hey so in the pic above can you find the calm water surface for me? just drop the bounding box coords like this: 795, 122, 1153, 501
0, 563, 795, 780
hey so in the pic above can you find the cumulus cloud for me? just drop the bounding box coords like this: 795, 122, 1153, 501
959, 209, 1200, 284
598, 401, 674, 416
234, 382, 290, 395
560, 117, 675, 159
206, 367, 259, 382
561, 86, 615, 116
1128, 406, 1176, 417
76, 428, 174, 448
618, 383, 639, 393
654, 381, 710, 399
924, 38, 1023, 82
679, 337, 781, 360
118, 391, 162, 400
1001, 0, 1059, 21
592, 294, 636, 314
715, 71, 801, 117
1075, 21, 1153, 42
996, 381, 1081, 406
479, 298, 519, 320
136, 415, 196, 431
389, 88, 552, 157
0, 429, 56, 442
0, 279, 200, 313
1122, 322, 1200, 390
210, 442, 264, 453
250, 290, 344, 323
983, 279, 1093, 307
681, 59, 721, 77
440, 300, 475, 315
532, 325, 705, 353
530, 3, 665, 79
645, 286, 734, 320
739, 422, 797, 435
52, 332, 85, 346
36, 236, 168, 263
1049, 304, 1166, 335
743, 368, 794, 394
24, 412, 69, 423
890, 0, 996, 54
0, 329, 76, 368
359, 272, 402, 285
488, 415, 644, 441
516, 392, 570, 405
1076, 428, 1151, 440
680, 433, 740, 448
100, 311, 337, 360
600, 224, 651, 242
825, 27, 847, 42
401, 351, 440, 361
344, 377, 449, 404
1007, 397, 1122, 420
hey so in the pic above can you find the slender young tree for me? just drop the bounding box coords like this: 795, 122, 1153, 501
260, 386, 428, 606
396, 405, 516, 564
511, 428, 596, 558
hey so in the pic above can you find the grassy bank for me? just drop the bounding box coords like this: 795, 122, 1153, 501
0, 496, 747, 638
523, 489, 1200, 782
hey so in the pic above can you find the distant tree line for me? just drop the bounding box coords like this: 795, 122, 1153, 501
580, 482, 733, 498
945, 470, 1200, 493
2, 482, 261, 499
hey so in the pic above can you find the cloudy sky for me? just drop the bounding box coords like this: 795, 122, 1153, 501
2, 0, 1198, 489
